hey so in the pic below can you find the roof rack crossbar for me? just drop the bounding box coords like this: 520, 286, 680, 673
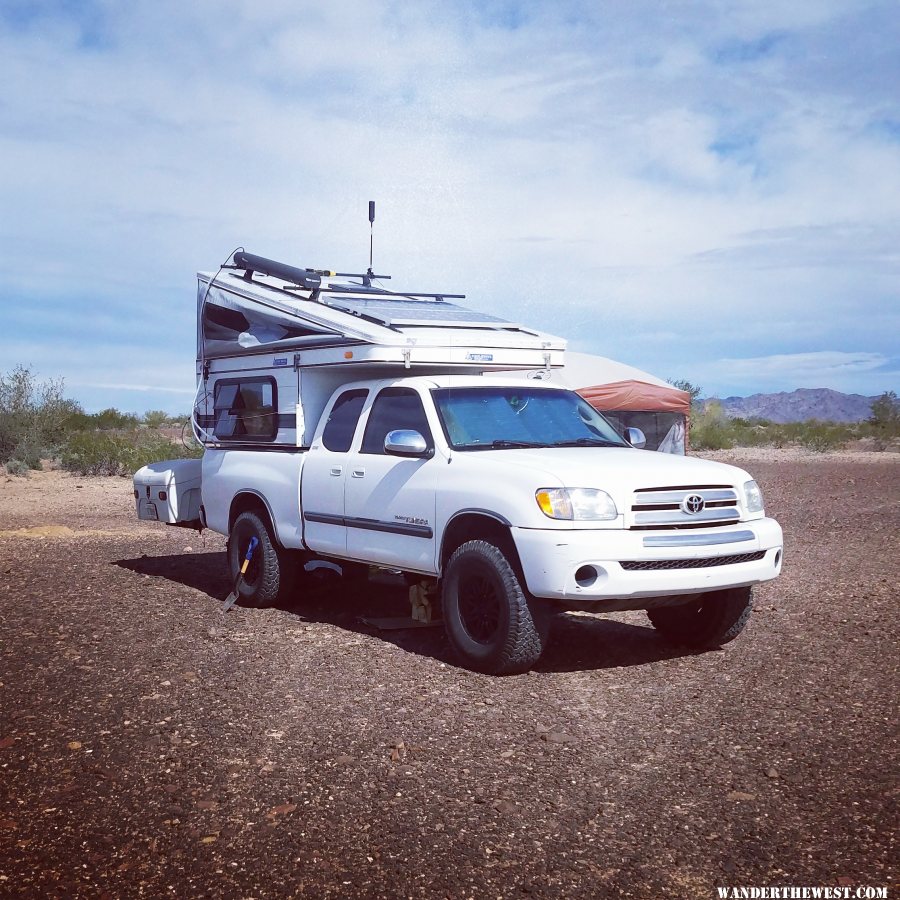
231, 251, 464, 301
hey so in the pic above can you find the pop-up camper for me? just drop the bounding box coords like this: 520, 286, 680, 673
193, 251, 566, 448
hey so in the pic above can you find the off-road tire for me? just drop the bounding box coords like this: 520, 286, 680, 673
647, 586, 753, 648
442, 540, 549, 675
227, 511, 293, 608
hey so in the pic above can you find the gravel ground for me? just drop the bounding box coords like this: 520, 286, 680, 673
0, 454, 897, 899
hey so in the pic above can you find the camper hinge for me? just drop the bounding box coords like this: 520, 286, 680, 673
542, 351, 551, 376
403, 349, 411, 369
293, 353, 302, 371
202, 360, 210, 382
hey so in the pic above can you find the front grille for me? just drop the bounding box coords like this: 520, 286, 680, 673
620, 551, 766, 571
630, 485, 740, 529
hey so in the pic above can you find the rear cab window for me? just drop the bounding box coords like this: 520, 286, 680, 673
321, 389, 368, 452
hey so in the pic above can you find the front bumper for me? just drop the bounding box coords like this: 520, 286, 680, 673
514, 517, 783, 606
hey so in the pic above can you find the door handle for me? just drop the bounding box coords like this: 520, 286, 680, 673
330, 466, 342, 476
351, 469, 365, 478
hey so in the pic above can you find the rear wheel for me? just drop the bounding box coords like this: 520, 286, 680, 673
442, 540, 549, 675
227, 510, 294, 608
646, 586, 753, 648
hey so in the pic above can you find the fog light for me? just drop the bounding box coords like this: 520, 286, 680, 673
774, 550, 782, 567
575, 565, 598, 587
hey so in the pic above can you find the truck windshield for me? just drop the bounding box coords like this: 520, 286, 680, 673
431, 386, 628, 450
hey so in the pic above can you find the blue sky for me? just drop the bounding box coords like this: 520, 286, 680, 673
1, 0, 898, 412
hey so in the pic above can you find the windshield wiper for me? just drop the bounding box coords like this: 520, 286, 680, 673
548, 437, 623, 448
454, 439, 547, 450
490, 439, 547, 449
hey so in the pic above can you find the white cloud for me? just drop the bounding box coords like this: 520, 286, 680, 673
0, 0, 898, 411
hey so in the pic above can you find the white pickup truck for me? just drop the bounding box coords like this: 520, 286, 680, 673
145, 374, 781, 674
135, 250, 782, 674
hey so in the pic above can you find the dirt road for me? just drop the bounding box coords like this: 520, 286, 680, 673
0, 455, 897, 898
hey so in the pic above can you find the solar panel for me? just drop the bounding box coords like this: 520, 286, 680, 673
321, 296, 517, 329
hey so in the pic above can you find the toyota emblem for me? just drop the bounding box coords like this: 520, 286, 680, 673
681, 494, 705, 515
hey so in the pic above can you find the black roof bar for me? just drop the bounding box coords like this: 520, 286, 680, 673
232, 251, 464, 300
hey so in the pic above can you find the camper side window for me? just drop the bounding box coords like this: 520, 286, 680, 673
213, 377, 277, 441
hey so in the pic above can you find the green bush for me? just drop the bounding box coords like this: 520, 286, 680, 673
91, 408, 140, 430
5, 459, 30, 476
0, 364, 78, 465
1, 364, 203, 475
142, 409, 171, 428
60, 430, 198, 477
689, 401, 734, 450
793, 420, 846, 453
867, 391, 900, 450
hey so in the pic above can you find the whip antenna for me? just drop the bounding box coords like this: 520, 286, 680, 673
366, 200, 376, 285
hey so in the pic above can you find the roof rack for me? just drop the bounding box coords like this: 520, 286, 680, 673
230, 250, 465, 302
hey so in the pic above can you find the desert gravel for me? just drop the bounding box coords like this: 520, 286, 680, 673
0, 454, 897, 898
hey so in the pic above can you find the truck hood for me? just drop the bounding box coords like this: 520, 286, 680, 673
456, 447, 752, 496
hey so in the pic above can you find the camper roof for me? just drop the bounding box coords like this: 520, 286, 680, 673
197, 251, 565, 370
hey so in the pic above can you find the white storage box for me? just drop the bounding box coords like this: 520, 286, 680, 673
133, 458, 202, 524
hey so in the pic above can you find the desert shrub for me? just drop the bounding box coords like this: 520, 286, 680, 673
726, 417, 773, 448
90, 408, 140, 430
5, 459, 30, 476
689, 401, 734, 450
796, 421, 845, 453
142, 409, 171, 428
867, 390, 900, 450
60, 430, 196, 477
9, 433, 44, 469
0, 364, 80, 464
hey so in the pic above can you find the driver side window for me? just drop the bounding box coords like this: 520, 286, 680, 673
361, 388, 433, 455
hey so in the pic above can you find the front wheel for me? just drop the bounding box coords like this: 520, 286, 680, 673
646, 586, 753, 648
442, 540, 550, 675
227, 510, 293, 608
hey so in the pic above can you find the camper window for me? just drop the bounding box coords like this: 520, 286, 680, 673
361, 388, 433, 455
213, 377, 278, 441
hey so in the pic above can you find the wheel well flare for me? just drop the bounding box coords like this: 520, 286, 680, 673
228, 492, 271, 531
441, 513, 520, 573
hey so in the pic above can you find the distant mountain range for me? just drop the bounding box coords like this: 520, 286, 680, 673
700, 388, 877, 423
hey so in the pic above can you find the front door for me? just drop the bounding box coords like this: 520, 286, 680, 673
344, 387, 439, 572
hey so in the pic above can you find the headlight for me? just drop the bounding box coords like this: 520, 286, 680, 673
535, 488, 618, 520
743, 479, 764, 513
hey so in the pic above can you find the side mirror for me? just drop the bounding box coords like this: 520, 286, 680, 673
384, 429, 432, 457
625, 427, 646, 450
